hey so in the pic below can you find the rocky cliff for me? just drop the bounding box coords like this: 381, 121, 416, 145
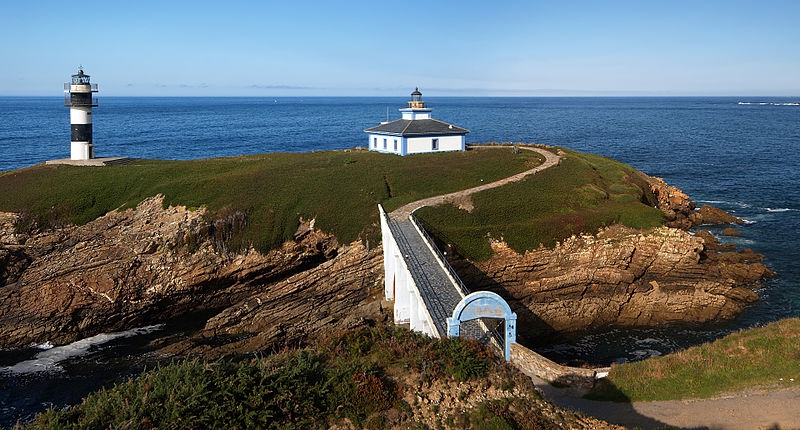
452, 225, 772, 341
0, 196, 384, 350
0, 173, 774, 354
447, 175, 772, 342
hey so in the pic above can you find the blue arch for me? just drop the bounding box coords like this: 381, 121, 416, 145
447, 291, 517, 361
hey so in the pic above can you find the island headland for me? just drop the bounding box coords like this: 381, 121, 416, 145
0, 145, 772, 357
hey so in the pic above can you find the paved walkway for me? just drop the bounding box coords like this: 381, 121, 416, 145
44, 157, 131, 166
386, 219, 464, 337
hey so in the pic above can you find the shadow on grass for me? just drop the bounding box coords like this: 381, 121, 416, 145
547, 377, 676, 430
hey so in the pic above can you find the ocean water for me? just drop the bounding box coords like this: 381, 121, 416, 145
0, 96, 798, 424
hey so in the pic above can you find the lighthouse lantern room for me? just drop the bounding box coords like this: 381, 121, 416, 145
64, 68, 98, 160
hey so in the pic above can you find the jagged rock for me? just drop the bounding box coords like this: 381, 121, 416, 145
647, 176, 743, 228
647, 176, 697, 229
697, 205, 745, 225
0, 195, 383, 350
722, 228, 742, 236
161, 240, 386, 358
452, 225, 772, 341
695, 230, 737, 251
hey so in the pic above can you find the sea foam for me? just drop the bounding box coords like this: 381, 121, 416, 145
0, 325, 164, 375
738, 101, 800, 106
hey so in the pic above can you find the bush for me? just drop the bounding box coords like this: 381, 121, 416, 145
24, 326, 499, 429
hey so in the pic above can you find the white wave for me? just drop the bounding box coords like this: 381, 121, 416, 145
0, 325, 164, 375
765, 207, 797, 212
697, 200, 752, 209
728, 237, 756, 246
33, 341, 54, 350
738, 101, 800, 106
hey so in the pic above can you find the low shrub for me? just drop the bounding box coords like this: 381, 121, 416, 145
24, 326, 498, 429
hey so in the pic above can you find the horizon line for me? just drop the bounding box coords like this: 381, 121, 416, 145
3, 93, 800, 98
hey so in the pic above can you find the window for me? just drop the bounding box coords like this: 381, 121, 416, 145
393, 140, 398, 151
432, 139, 439, 150
383, 138, 387, 149
373, 137, 377, 148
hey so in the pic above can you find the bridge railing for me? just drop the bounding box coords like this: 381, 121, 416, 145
408, 214, 470, 297
409, 213, 507, 350
385, 217, 447, 338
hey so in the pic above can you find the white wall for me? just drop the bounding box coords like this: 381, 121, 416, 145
70, 107, 92, 124
71, 142, 93, 160
368, 133, 403, 155
400, 108, 432, 120
406, 135, 465, 154
369, 134, 467, 155
369, 133, 465, 156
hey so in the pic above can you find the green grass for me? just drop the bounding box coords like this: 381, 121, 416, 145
415, 148, 664, 261
21, 326, 500, 429
585, 318, 800, 402
0, 146, 668, 260
0, 148, 538, 254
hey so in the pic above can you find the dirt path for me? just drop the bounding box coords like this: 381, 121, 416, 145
531, 376, 800, 429
389, 145, 561, 220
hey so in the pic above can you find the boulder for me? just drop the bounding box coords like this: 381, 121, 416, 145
722, 228, 742, 236
696, 205, 745, 225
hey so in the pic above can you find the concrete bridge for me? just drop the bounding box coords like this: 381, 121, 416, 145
379, 146, 609, 380
379, 205, 515, 358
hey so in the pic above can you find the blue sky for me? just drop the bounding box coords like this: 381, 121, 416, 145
2, 1, 798, 96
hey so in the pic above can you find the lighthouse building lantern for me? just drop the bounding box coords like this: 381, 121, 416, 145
64, 68, 98, 160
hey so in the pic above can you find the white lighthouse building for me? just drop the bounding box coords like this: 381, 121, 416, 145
365, 88, 469, 156
64, 68, 98, 160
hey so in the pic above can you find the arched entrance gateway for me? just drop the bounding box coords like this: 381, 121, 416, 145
446, 291, 517, 361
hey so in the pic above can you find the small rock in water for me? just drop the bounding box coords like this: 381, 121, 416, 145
722, 228, 742, 236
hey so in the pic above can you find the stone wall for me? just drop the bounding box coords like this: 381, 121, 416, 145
510, 342, 609, 386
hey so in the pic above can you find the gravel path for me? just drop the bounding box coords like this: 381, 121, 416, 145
532, 376, 800, 429
389, 146, 561, 222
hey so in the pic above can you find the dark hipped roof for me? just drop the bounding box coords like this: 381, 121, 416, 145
364, 119, 469, 136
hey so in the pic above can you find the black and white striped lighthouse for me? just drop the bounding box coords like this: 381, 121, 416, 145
64, 68, 98, 160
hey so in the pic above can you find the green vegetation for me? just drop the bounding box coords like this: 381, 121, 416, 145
0, 146, 667, 260
415, 148, 664, 261
585, 318, 800, 402
0, 148, 538, 254
20, 326, 519, 429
